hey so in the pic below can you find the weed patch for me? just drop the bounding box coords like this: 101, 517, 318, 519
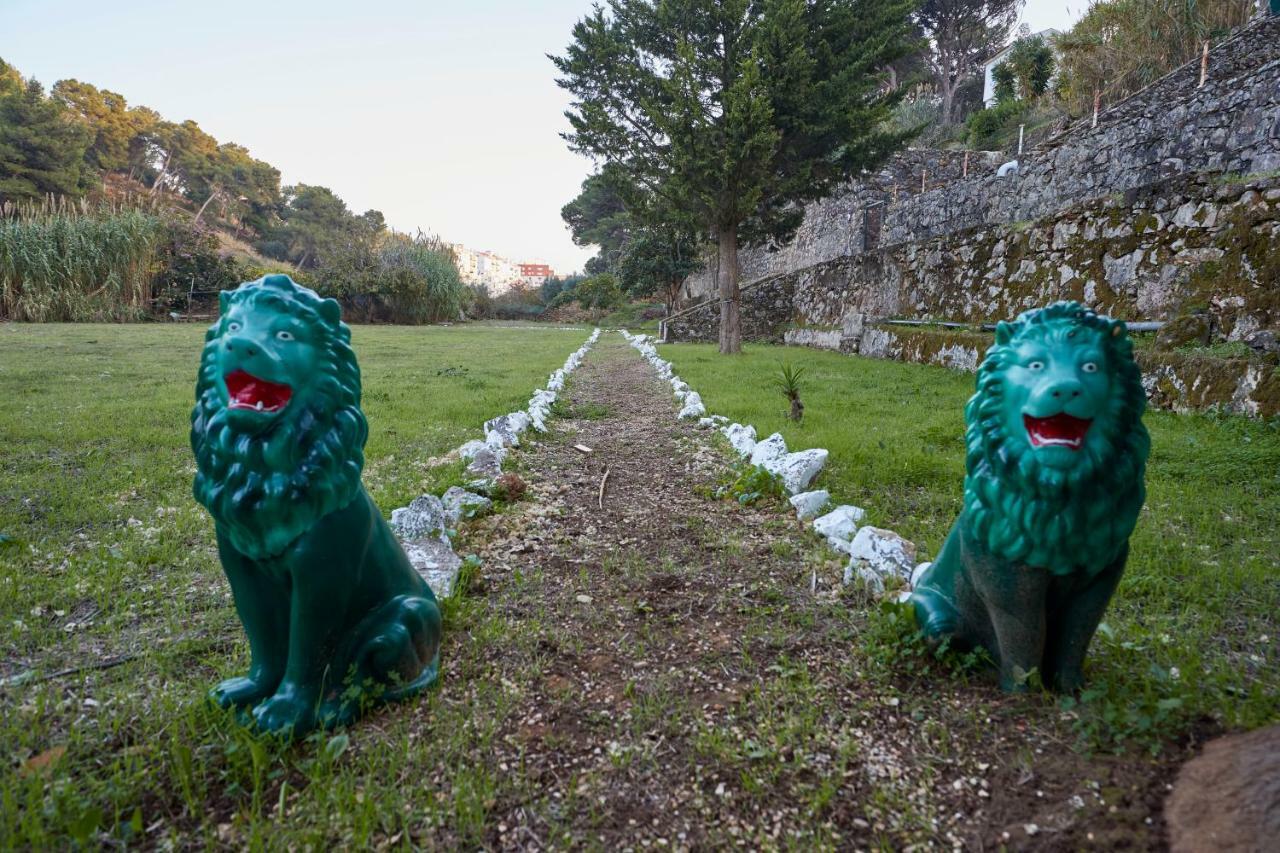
664, 340, 1280, 750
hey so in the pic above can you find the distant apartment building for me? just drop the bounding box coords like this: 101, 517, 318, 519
518, 262, 554, 288
450, 244, 523, 294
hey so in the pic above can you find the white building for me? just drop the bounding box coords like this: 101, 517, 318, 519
451, 244, 523, 294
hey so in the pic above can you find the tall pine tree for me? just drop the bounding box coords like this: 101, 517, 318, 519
553, 0, 917, 353
0, 79, 93, 201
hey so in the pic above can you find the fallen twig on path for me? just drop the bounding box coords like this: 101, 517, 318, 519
0, 654, 135, 689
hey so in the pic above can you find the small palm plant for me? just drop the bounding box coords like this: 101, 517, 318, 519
773, 362, 806, 422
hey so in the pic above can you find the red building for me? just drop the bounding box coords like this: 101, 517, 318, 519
518, 263, 554, 287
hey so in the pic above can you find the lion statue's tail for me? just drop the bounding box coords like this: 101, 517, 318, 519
322, 593, 442, 728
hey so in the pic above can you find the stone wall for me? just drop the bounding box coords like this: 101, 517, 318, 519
794, 172, 1280, 341
680, 149, 1004, 300
679, 14, 1280, 326
878, 15, 1280, 249
670, 172, 1280, 343
665, 15, 1280, 416
778, 323, 1280, 419
666, 275, 794, 344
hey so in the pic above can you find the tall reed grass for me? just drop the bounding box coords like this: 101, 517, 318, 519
0, 199, 163, 321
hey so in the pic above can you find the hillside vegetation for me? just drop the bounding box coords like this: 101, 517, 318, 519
0, 59, 468, 322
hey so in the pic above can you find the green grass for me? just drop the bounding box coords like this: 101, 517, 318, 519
661, 340, 1280, 746
0, 322, 588, 847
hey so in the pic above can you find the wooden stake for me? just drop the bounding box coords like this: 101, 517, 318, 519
598, 466, 611, 510
1199, 41, 1209, 88
921, 169, 927, 192
1092, 88, 1102, 128
962, 150, 970, 178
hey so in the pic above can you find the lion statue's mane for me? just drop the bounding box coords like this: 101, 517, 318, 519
191, 281, 367, 560
962, 302, 1150, 576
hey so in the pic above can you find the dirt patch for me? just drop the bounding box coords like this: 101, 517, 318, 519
438, 335, 1186, 849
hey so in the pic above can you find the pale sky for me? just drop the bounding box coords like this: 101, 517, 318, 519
1, 1, 1084, 276
1018, 0, 1087, 37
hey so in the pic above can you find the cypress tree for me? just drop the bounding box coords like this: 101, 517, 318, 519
553, 0, 918, 353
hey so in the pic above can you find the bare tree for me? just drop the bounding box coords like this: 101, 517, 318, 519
917, 0, 1021, 124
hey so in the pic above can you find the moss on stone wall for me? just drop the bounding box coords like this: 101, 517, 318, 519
787, 172, 1279, 341
859, 325, 1279, 417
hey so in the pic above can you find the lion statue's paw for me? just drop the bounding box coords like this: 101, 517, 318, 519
210, 675, 278, 710
252, 688, 318, 736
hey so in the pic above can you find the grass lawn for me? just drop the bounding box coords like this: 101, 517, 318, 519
662, 340, 1280, 746
0, 322, 589, 846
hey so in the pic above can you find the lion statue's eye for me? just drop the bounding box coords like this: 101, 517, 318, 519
226, 322, 242, 333
1028, 360, 1045, 371
276, 330, 295, 342
1082, 362, 1098, 373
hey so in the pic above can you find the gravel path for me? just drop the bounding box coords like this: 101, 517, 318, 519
446, 334, 1176, 850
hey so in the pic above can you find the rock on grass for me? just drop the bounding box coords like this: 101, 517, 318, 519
790, 490, 830, 519
844, 526, 917, 594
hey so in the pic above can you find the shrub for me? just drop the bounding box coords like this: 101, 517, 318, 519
461, 284, 492, 319
376, 237, 465, 323
311, 232, 465, 324
151, 221, 248, 312
572, 273, 623, 310
880, 96, 941, 140
490, 288, 547, 321
1055, 0, 1255, 117
965, 99, 1030, 149
993, 35, 1056, 103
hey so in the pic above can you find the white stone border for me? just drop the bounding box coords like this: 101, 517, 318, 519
620, 331, 927, 599
388, 328, 603, 598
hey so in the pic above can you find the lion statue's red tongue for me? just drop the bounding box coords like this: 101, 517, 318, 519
1024, 413, 1092, 449
225, 370, 293, 412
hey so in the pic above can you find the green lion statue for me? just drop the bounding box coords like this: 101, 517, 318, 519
191, 274, 442, 735
911, 302, 1150, 692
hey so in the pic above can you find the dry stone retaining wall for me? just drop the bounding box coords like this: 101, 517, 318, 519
668, 15, 1280, 417
680, 149, 1004, 300
683, 14, 1280, 309
782, 323, 1280, 418
791, 172, 1280, 339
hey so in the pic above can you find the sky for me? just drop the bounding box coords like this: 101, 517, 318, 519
1, 0, 1085, 276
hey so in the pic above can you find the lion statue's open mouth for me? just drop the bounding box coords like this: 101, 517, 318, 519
223, 370, 293, 414
1023, 412, 1092, 449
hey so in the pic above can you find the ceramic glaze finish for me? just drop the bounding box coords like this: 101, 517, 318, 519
911, 302, 1150, 692
191, 274, 441, 736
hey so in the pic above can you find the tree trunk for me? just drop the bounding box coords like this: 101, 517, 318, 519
192, 187, 220, 226
716, 227, 742, 354
149, 149, 171, 196
940, 75, 956, 125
